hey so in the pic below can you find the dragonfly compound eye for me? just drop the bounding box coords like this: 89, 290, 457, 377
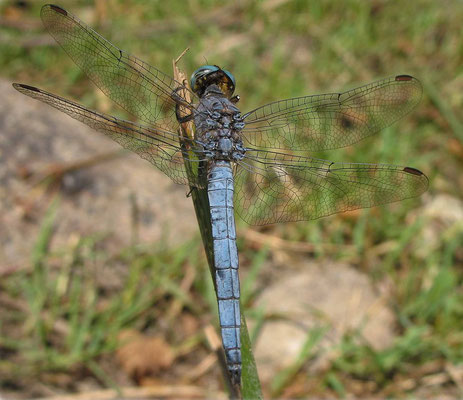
190, 65, 235, 97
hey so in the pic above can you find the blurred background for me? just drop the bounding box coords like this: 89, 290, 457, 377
0, 0, 462, 398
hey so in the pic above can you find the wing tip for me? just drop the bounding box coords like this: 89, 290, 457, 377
395, 74, 415, 82
403, 166, 429, 192
13, 83, 41, 93
44, 4, 68, 16
403, 166, 424, 176
394, 74, 422, 105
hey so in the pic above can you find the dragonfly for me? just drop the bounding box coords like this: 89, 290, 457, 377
14, 4, 428, 385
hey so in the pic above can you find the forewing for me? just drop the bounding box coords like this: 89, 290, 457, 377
13, 83, 205, 187
241, 75, 422, 152
40, 4, 196, 130
234, 150, 428, 225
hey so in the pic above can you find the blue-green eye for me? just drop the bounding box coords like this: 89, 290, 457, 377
190, 65, 236, 97
190, 65, 219, 90
222, 69, 235, 88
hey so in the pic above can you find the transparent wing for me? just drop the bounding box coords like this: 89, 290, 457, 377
241, 75, 422, 152
234, 149, 428, 225
40, 4, 196, 131
13, 83, 206, 188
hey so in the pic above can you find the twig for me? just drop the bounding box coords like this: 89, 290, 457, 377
184, 353, 217, 381
29, 150, 124, 188
175, 47, 190, 64
165, 262, 196, 322
241, 228, 355, 254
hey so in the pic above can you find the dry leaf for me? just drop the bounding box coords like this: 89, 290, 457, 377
117, 330, 175, 383
179, 313, 199, 337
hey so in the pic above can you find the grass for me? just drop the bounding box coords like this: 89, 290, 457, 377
1, 0, 462, 398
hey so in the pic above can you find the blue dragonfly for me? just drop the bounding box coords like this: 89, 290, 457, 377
13, 4, 428, 385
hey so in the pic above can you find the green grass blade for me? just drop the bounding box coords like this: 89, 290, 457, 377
174, 62, 262, 394
241, 314, 263, 400
271, 325, 328, 397
31, 196, 59, 268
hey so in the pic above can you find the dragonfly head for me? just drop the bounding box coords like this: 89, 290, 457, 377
191, 65, 235, 98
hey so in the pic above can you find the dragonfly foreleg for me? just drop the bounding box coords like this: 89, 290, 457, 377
172, 87, 195, 123
176, 111, 194, 123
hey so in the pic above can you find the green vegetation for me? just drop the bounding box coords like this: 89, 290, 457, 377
1, 0, 462, 398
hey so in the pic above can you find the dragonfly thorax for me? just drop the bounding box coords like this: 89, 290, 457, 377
194, 85, 246, 162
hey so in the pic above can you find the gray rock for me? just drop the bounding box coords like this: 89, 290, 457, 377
415, 194, 463, 257
253, 261, 395, 383
0, 80, 197, 268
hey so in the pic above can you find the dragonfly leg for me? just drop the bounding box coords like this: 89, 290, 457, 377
176, 110, 194, 123
172, 87, 195, 123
